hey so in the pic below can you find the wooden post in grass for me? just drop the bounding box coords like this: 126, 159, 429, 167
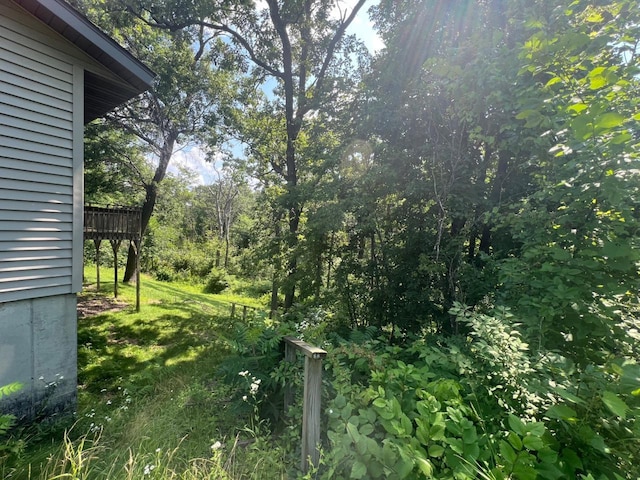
110, 239, 121, 298
242, 305, 248, 321
94, 239, 101, 289
134, 239, 141, 312
283, 336, 327, 472
230, 303, 236, 318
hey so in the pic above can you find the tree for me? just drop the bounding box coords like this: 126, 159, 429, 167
193, 165, 248, 269
84, 120, 149, 206
496, 0, 640, 364
77, 0, 235, 282
327, 0, 537, 332
124, 0, 369, 308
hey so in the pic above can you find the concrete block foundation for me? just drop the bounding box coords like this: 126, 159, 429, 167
0, 294, 77, 421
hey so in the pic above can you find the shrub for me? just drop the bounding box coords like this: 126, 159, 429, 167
203, 269, 230, 294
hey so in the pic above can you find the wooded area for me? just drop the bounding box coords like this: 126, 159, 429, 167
73, 0, 640, 477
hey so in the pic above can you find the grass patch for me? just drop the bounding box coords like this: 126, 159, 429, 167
2, 266, 289, 479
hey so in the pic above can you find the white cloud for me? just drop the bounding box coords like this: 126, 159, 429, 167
170, 144, 223, 186
339, 0, 384, 53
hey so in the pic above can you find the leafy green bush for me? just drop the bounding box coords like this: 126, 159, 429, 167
313, 304, 640, 479
203, 268, 230, 294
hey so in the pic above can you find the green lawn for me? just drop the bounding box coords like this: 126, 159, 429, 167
2, 266, 288, 479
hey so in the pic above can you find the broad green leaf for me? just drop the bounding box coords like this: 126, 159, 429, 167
360, 423, 374, 436
351, 460, 367, 479
601, 391, 628, 419
462, 426, 477, 444
595, 112, 625, 129
588, 66, 607, 77
428, 444, 445, 458
416, 457, 434, 476
567, 103, 588, 114
525, 422, 546, 437
508, 431, 523, 450
586, 11, 604, 22
535, 462, 565, 480
346, 421, 361, 443
545, 76, 562, 87
499, 440, 517, 465
513, 463, 538, 480
610, 132, 632, 144
589, 75, 607, 90
516, 109, 538, 120
546, 404, 577, 420
523, 435, 544, 451
448, 438, 464, 455
508, 414, 526, 436
537, 447, 558, 464
552, 387, 586, 405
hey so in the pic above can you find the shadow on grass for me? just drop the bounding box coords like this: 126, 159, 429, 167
77, 274, 271, 398
77, 303, 231, 396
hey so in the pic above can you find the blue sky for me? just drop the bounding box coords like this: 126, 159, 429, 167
170, 0, 382, 185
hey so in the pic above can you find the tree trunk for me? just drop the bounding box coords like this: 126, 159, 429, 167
123, 134, 176, 282
224, 227, 230, 269
123, 181, 158, 282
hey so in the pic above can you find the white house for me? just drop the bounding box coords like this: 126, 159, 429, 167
0, 0, 153, 419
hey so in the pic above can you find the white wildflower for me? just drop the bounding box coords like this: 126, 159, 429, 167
211, 441, 222, 451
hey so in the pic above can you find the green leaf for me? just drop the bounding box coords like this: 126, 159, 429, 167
535, 462, 564, 480
567, 103, 588, 114
508, 432, 523, 451
552, 387, 586, 405
585, 11, 604, 22
595, 112, 625, 129
0, 382, 22, 399
523, 435, 544, 451
499, 440, 517, 465
513, 463, 538, 480
462, 426, 477, 444
346, 422, 361, 443
416, 457, 434, 476
525, 422, 545, 437
602, 391, 628, 419
360, 423, 374, 436
546, 404, 577, 420
428, 444, 445, 458
537, 447, 558, 464
351, 460, 367, 479
382, 442, 397, 466
448, 438, 464, 455
589, 75, 607, 90
545, 76, 562, 87
508, 414, 526, 436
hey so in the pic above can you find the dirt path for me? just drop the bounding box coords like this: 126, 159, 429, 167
77, 290, 128, 318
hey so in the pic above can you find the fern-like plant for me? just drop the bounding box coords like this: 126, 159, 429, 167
1, 382, 23, 460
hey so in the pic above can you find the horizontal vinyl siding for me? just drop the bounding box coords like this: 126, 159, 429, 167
0, 10, 75, 302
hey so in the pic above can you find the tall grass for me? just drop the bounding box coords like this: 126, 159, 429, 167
2, 266, 289, 479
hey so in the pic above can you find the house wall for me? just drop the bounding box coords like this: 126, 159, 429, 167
0, 0, 82, 303
0, 0, 96, 418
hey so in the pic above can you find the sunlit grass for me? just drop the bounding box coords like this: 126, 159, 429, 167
2, 265, 287, 479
